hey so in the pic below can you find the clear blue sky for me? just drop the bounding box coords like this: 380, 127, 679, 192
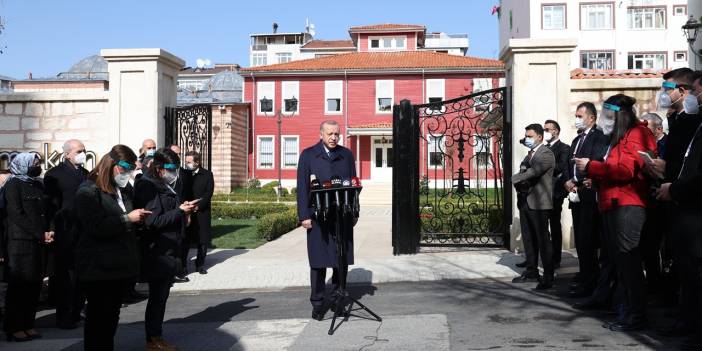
0, 0, 500, 79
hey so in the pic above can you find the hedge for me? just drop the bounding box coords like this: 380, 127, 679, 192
212, 202, 292, 219
256, 208, 299, 241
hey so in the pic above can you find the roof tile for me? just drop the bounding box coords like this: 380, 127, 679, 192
349, 24, 426, 31
570, 68, 667, 80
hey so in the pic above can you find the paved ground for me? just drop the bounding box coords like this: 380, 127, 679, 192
1, 278, 686, 350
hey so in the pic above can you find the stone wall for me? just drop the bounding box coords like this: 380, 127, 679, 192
0, 92, 110, 169
210, 103, 249, 193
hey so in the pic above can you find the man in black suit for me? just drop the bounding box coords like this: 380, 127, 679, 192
184, 151, 214, 275
44, 139, 88, 329
543, 119, 571, 269
565, 102, 609, 302
168, 144, 194, 282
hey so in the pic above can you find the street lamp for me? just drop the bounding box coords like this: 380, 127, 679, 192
682, 15, 702, 59
262, 95, 297, 202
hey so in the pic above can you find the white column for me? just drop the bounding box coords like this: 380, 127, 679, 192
101, 48, 185, 152
500, 38, 578, 251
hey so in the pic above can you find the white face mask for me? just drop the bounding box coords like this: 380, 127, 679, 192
599, 116, 616, 136
114, 172, 131, 188
163, 170, 178, 185
185, 162, 197, 171
73, 151, 86, 165
544, 132, 553, 142
683, 92, 701, 115
146, 149, 156, 157
574, 118, 586, 130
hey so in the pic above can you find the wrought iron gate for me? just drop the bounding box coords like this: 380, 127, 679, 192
392, 87, 512, 254
164, 104, 212, 169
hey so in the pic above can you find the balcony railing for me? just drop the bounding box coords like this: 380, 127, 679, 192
252, 44, 268, 51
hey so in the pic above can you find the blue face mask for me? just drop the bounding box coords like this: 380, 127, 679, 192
146, 149, 156, 157
523, 137, 535, 149
683, 92, 701, 115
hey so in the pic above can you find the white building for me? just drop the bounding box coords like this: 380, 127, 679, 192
499, 0, 690, 71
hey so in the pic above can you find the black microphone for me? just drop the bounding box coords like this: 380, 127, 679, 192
342, 179, 351, 211
310, 174, 322, 218
330, 175, 342, 208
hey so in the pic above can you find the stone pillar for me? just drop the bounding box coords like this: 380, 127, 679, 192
101, 48, 184, 152
500, 38, 578, 252
690, 1, 702, 70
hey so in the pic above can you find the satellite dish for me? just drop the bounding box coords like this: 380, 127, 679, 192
196, 58, 205, 69
204, 59, 212, 67
309, 23, 316, 37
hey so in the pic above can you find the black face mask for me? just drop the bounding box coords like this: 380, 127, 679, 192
27, 165, 42, 178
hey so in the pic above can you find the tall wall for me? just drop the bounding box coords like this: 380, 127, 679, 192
210, 104, 249, 193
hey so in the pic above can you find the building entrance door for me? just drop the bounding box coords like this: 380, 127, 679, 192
371, 136, 393, 181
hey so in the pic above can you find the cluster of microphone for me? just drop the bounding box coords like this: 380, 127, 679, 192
309, 174, 362, 222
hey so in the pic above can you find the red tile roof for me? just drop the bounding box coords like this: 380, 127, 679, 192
349, 122, 393, 129
570, 68, 667, 80
241, 51, 504, 73
349, 24, 426, 32
301, 40, 355, 49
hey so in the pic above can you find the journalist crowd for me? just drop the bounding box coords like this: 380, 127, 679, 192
0, 139, 214, 350
511, 67, 702, 349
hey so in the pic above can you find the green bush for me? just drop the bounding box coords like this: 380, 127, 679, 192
256, 208, 299, 241
212, 202, 292, 219
247, 178, 261, 189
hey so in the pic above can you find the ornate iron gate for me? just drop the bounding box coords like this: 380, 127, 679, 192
392, 87, 512, 254
164, 104, 212, 169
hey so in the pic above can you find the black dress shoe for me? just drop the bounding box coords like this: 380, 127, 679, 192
608, 320, 648, 332
515, 261, 527, 268
312, 307, 326, 321
6, 332, 32, 342
197, 267, 208, 275
512, 273, 539, 283
174, 275, 190, 283
534, 281, 554, 291
573, 300, 608, 311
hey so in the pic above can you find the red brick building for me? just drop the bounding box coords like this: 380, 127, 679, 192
241, 24, 504, 186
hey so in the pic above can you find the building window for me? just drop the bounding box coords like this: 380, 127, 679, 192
325, 80, 343, 114
369, 36, 408, 50
474, 135, 492, 170
281, 81, 299, 114
428, 136, 445, 167
674, 51, 688, 62
581, 51, 614, 69
376, 80, 394, 113
426, 79, 445, 113
252, 53, 267, 67
543, 4, 566, 30
257, 81, 275, 114
473, 78, 494, 111
673, 5, 687, 16
276, 53, 292, 64
628, 53, 666, 70
628, 7, 666, 30
581, 3, 614, 30
257, 136, 274, 169
281, 136, 299, 169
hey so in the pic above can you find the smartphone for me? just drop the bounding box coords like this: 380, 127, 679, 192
637, 151, 655, 165
190, 198, 203, 205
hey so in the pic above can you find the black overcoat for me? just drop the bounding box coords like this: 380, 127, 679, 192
296, 141, 356, 268
43, 160, 88, 253
3, 177, 49, 282
188, 167, 214, 245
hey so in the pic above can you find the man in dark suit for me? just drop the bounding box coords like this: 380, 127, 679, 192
184, 151, 214, 275
543, 119, 571, 269
511, 123, 556, 290
565, 102, 609, 302
297, 120, 357, 320
44, 139, 88, 329
168, 144, 193, 283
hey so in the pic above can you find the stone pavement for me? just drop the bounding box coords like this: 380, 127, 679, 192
172, 206, 576, 292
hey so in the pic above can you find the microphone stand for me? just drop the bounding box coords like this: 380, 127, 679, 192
310, 186, 381, 335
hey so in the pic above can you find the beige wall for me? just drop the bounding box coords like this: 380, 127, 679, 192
210, 104, 249, 193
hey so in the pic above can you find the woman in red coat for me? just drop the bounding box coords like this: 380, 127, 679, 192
575, 94, 657, 332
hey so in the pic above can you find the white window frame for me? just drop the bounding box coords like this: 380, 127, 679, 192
674, 51, 688, 62
580, 3, 614, 30
473, 78, 493, 93
427, 135, 445, 168
252, 53, 267, 67
627, 53, 666, 70
257, 81, 275, 115
325, 80, 343, 115
177, 79, 206, 91
368, 36, 407, 51
673, 5, 687, 16
498, 78, 506, 88
580, 51, 614, 69
627, 7, 666, 30
375, 80, 394, 114
257, 135, 275, 169
542, 4, 566, 30
280, 135, 299, 169
281, 81, 299, 115
276, 52, 292, 64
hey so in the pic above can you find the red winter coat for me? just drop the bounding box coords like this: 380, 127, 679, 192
586, 121, 657, 212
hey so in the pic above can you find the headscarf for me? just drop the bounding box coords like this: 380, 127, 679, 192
9, 152, 40, 182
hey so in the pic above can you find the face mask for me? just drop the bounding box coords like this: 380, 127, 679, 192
523, 137, 535, 149
185, 163, 197, 171
544, 132, 553, 142
27, 165, 42, 178
683, 93, 700, 115
73, 151, 86, 165
600, 117, 615, 136
163, 170, 178, 185
657, 90, 672, 109
114, 172, 131, 188
574, 118, 586, 130
146, 149, 156, 157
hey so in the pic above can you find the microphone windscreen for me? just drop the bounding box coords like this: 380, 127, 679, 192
351, 176, 361, 187
322, 181, 332, 189
330, 175, 342, 188
342, 179, 351, 187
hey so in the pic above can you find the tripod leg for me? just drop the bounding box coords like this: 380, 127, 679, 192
349, 296, 382, 322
